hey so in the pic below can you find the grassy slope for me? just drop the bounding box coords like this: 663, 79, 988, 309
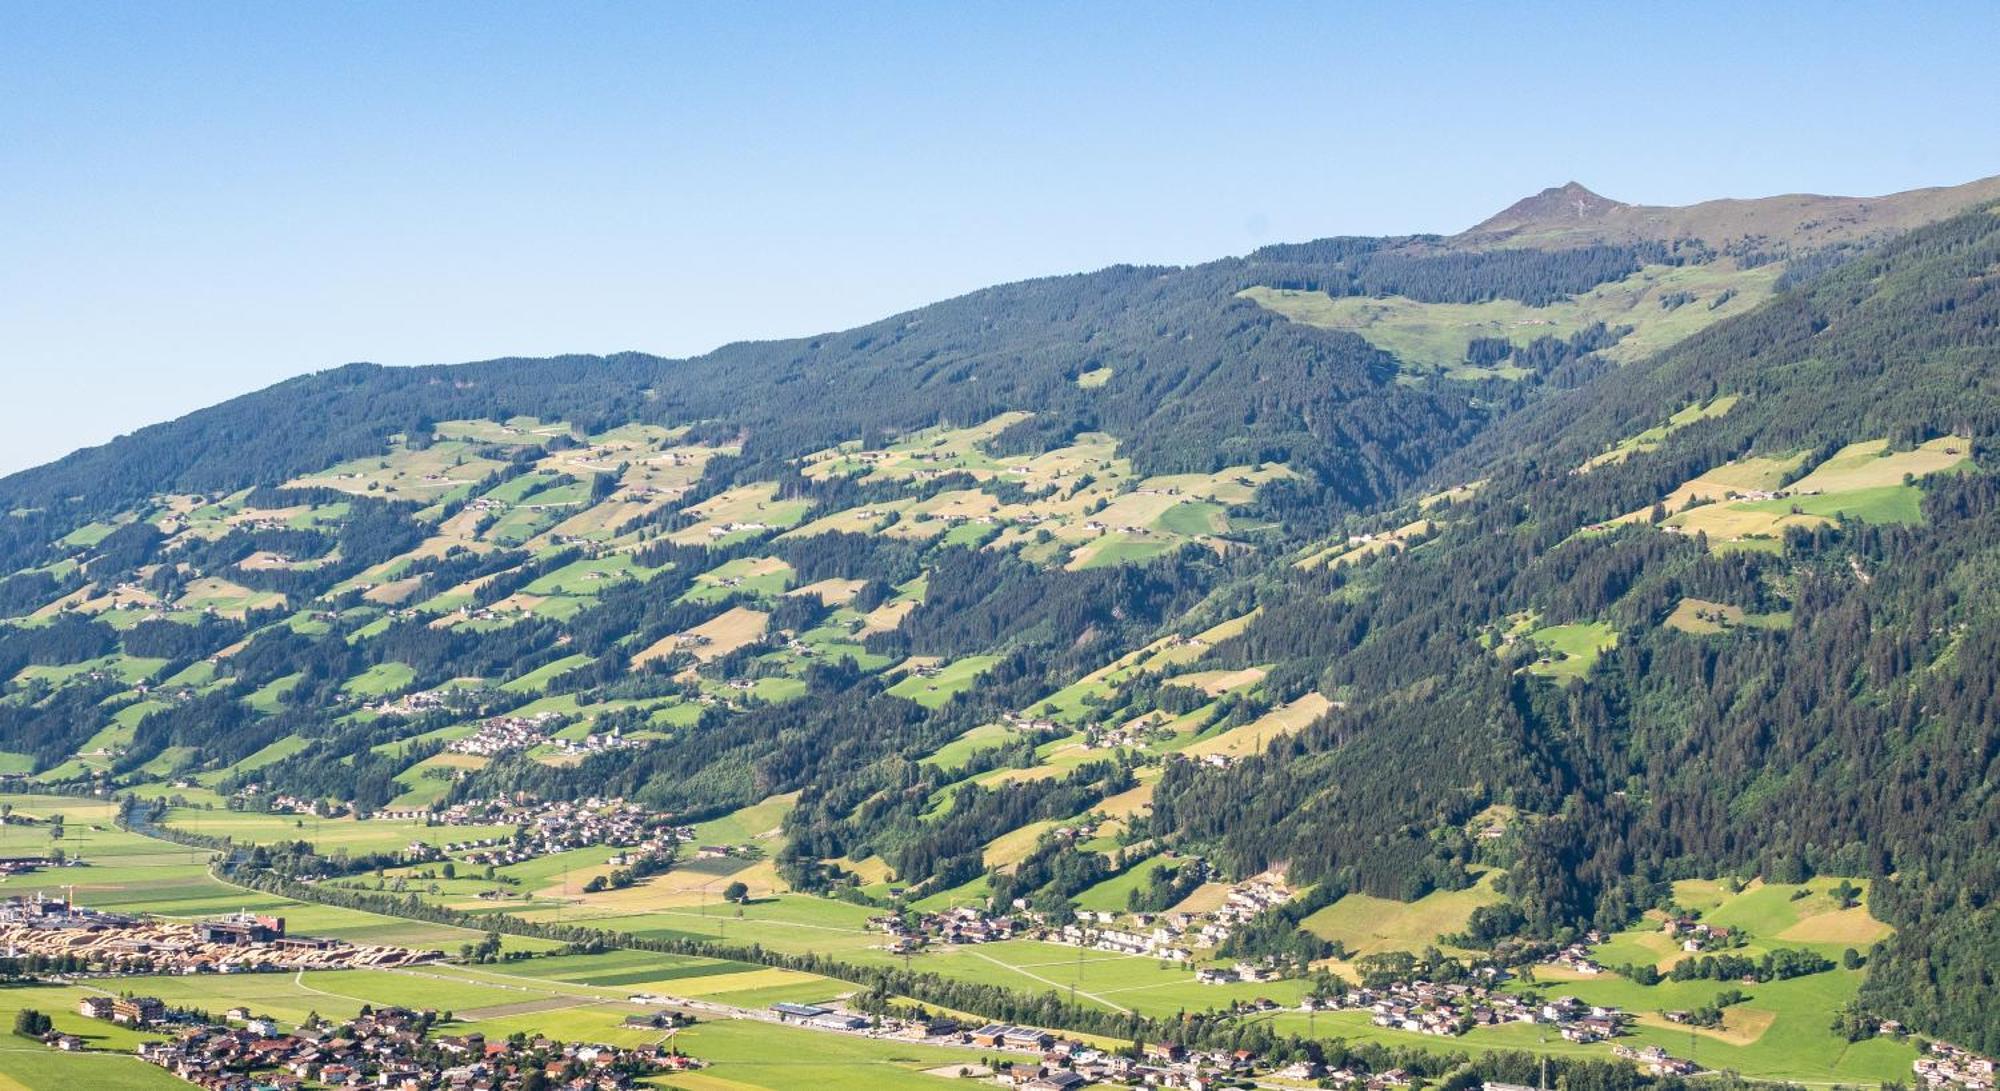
1241, 260, 1781, 375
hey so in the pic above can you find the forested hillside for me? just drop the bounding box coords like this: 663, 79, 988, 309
4, 180, 2000, 1071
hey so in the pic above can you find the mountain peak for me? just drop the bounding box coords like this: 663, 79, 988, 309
1466, 181, 1629, 235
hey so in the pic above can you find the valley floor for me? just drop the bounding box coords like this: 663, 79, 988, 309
0, 792, 1925, 1089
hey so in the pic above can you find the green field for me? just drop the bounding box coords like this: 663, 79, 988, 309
1525, 621, 1618, 682
1156, 500, 1227, 536
1664, 598, 1792, 635
1634, 435, 1971, 546
1302, 870, 1504, 957
1242, 260, 1781, 376
885, 656, 999, 708
661, 1018, 983, 1090
0, 959, 889, 1088
1731, 484, 1925, 525
1069, 533, 1178, 570
1071, 853, 1175, 913
1580, 395, 1741, 471
919, 723, 1013, 770
343, 660, 417, 696
0, 794, 556, 956
161, 807, 516, 855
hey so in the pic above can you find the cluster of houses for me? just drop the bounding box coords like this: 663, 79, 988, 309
872, 906, 1019, 952
448, 601, 538, 625
445, 712, 566, 757
132, 1005, 696, 1090
1332, 982, 1626, 1042
1202, 875, 1294, 946
1542, 932, 1608, 975
0, 896, 439, 974
1002, 713, 1060, 732
263, 794, 350, 818
1041, 910, 1185, 963
1661, 915, 1734, 952
1916, 1041, 1998, 1090
770, 1004, 1338, 1091
978, 1034, 1420, 1091
62, 982, 1484, 1091
1193, 961, 1278, 983
1081, 714, 1167, 751
548, 726, 646, 758
464, 495, 512, 514
362, 689, 451, 719
1034, 875, 1290, 966
391, 797, 691, 873
756, 981, 1694, 1090
1611, 1043, 1700, 1077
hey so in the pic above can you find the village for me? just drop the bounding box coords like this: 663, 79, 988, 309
759, 998, 1541, 1090
872, 904, 1021, 951
0, 894, 440, 974
442, 712, 565, 757
875, 874, 1305, 976
386, 796, 692, 871
1049, 874, 1293, 965
128, 1003, 697, 1090
1332, 982, 1627, 1043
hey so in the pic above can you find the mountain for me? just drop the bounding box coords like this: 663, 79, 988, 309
5, 174, 2000, 1065
1463, 180, 1630, 234
1460, 172, 2000, 251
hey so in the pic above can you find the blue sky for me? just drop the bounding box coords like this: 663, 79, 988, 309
4, 3, 1997, 474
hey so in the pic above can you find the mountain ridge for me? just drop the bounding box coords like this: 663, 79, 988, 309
10, 172, 1998, 517
1458, 171, 2000, 250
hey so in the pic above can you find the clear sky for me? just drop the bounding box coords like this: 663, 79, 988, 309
4, 3, 1998, 475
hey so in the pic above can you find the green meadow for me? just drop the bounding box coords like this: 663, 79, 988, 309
1241, 260, 1781, 376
